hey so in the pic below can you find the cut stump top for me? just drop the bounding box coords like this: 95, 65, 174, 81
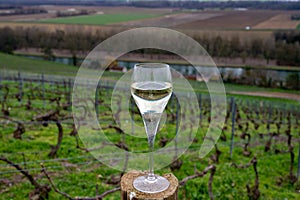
121, 171, 178, 200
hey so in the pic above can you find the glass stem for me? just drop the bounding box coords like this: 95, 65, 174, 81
148, 134, 155, 181
143, 112, 161, 182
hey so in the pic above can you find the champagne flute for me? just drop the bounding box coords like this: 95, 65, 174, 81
131, 63, 173, 193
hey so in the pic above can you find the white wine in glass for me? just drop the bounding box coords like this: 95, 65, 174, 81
131, 63, 173, 193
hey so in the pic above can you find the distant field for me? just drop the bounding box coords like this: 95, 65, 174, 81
176, 10, 275, 30
171, 10, 300, 30
0, 7, 298, 42
0, 21, 125, 34
0, 5, 299, 30
38, 13, 164, 25
297, 23, 300, 29
254, 13, 300, 29
0, 5, 170, 22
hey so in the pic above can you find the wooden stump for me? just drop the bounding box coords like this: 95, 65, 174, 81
121, 171, 178, 200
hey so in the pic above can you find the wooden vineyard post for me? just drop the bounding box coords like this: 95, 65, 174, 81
42, 74, 45, 110
230, 97, 236, 158
18, 72, 23, 103
68, 78, 72, 108
121, 171, 178, 200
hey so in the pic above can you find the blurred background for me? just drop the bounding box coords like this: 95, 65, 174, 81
0, 0, 300, 199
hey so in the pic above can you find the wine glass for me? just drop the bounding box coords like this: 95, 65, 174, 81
131, 63, 173, 193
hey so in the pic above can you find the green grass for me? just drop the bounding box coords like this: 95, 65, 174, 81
39, 13, 163, 25
0, 53, 78, 77
1, 54, 300, 199
0, 79, 299, 199
297, 23, 300, 30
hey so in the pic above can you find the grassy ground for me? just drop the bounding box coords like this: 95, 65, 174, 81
0, 53, 78, 77
0, 52, 299, 199
38, 13, 164, 25
0, 80, 299, 199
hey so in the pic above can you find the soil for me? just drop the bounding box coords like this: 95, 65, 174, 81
172, 10, 282, 30
253, 12, 300, 29
116, 12, 221, 27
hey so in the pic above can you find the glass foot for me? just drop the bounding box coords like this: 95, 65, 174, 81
133, 175, 170, 193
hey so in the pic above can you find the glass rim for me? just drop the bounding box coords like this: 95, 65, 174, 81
134, 63, 170, 69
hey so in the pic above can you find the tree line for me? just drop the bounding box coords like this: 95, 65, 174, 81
4, 0, 300, 10
0, 26, 119, 65
132, 1, 300, 10
1, 26, 300, 67
194, 31, 300, 67
131, 1, 295, 10
0, 7, 47, 16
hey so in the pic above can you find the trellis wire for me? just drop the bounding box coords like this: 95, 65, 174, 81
1, 141, 296, 176
0, 72, 300, 178
0, 155, 94, 167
